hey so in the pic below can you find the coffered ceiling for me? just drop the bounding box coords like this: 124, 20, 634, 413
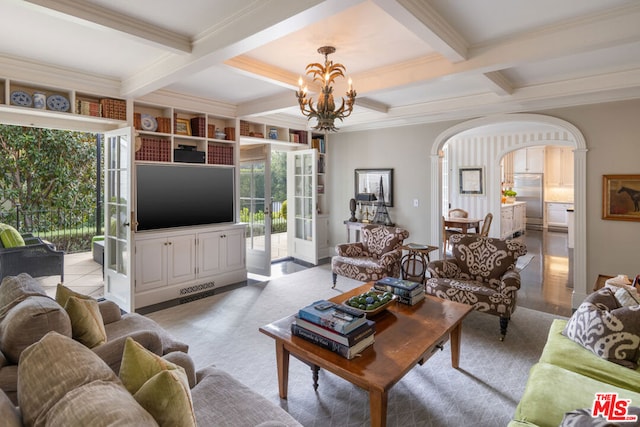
2, 0, 640, 132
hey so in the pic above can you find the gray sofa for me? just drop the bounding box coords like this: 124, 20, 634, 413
0, 274, 302, 426
0, 273, 188, 404
1, 332, 302, 426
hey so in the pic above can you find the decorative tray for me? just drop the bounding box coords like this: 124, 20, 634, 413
343, 289, 396, 316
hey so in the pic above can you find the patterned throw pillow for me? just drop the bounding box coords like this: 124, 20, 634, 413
560, 407, 640, 426
616, 286, 640, 307
563, 288, 640, 368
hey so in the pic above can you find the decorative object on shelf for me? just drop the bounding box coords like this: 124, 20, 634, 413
46, 94, 70, 112
99, 98, 126, 120
295, 46, 357, 132
175, 118, 192, 136
355, 169, 393, 206
215, 129, 226, 140
134, 131, 142, 152
602, 174, 640, 222
33, 92, 46, 109
356, 193, 376, 223
268, 127, 278, 140
10, 91, 32, 107
459, 166, 484, 195
140, 114, 158, 132
348, 198, 357, 222
372, 176, 394, 226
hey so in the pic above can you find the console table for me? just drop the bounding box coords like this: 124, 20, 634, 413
343, 221, 396, 243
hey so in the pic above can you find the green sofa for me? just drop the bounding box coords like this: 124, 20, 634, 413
509, 319, 640, 426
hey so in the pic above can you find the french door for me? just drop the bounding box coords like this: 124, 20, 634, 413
240, 147, 271, 276
287, 149, 318, 265
103, 127, 134, 312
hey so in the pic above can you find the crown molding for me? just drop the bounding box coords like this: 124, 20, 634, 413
0, 54, 121, 97
24, 0, 191, 54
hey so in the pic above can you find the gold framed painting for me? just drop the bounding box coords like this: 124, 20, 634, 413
175, 118, 191, 136
602, 174, 640, 221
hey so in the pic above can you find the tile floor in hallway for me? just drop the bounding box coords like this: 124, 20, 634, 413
35, 228, 574, 317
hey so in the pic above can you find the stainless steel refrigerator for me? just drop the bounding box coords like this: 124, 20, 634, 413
513, 173, 544, 228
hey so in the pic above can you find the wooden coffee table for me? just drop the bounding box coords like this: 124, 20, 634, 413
259, 282, 473, 427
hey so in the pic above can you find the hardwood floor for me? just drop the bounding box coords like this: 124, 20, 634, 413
515, 228, 573, 317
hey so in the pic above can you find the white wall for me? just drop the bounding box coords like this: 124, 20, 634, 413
327, 121, 455, 248
328, 99, 640, 304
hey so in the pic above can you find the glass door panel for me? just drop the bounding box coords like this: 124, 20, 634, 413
103, 127, 133, 312
240, 151, 271, 276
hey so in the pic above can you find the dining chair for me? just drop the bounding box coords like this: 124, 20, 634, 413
447, 208, 468, 218
480, 212, 493, 237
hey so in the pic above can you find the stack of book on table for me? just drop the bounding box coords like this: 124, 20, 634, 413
374, 277, 425, 305
291, 300, 375, 359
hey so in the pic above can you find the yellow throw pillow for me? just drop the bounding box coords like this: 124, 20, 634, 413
55, 283, 92, 307
120, 337, 196, 427
65, 296, 107, 348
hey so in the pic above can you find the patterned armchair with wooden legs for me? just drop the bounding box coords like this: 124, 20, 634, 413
426, 233, 527, 340
331, 225, 409, 288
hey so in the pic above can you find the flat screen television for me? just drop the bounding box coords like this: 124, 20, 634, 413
136, 163, 235, 231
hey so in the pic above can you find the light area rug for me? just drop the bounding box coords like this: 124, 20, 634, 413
147, 264, 567, 427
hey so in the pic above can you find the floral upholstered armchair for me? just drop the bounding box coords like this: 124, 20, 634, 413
426, 234, 527, 340
331, 225, 409, 288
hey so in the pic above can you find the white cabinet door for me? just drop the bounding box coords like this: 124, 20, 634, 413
135, 237, 167, 291
167, 234, 196, 285
545, 147, 574, 187
224, 227, 245, 271
546, 203, 569, 227
561, 147, 574, 186
514, 147, 545, 173
198, 227, 244, 277
501, 206, 513, 239
513, 203, 526, 234
198, 231, 222, 277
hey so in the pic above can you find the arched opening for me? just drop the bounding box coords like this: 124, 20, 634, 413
430, 113, 588, 310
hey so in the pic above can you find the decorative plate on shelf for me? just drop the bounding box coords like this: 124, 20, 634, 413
343, 290, 396, 317
10, 91, 33, 107
140, 114, 158, 132
46, 95, 70, 112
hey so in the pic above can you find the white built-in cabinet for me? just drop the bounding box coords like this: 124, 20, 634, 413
134, 225, 246, 308
501, 202, 526, 238
545, 146, 574, 187
545, 202, 574, 228
513, 147, 545, 173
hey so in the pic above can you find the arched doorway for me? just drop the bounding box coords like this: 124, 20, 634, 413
429, 113, 587, 309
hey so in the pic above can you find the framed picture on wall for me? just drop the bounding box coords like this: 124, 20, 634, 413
459, 167, 484, 195
354, 169, 393, 206
602, 174, 640, 221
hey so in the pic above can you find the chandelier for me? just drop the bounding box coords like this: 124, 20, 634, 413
296, 46, 357, 132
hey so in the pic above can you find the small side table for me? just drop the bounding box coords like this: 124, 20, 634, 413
400, 243, 438, 284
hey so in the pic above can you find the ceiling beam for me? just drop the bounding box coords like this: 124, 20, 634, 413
342, 67, 640, 131
483, 71, 514, 96
23, 0, 192, 54
120, 0, 365, 98
350, 3, 640, 96
373, 0, 468, 62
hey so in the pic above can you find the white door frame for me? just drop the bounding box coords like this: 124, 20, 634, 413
429, 113, 587, 309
